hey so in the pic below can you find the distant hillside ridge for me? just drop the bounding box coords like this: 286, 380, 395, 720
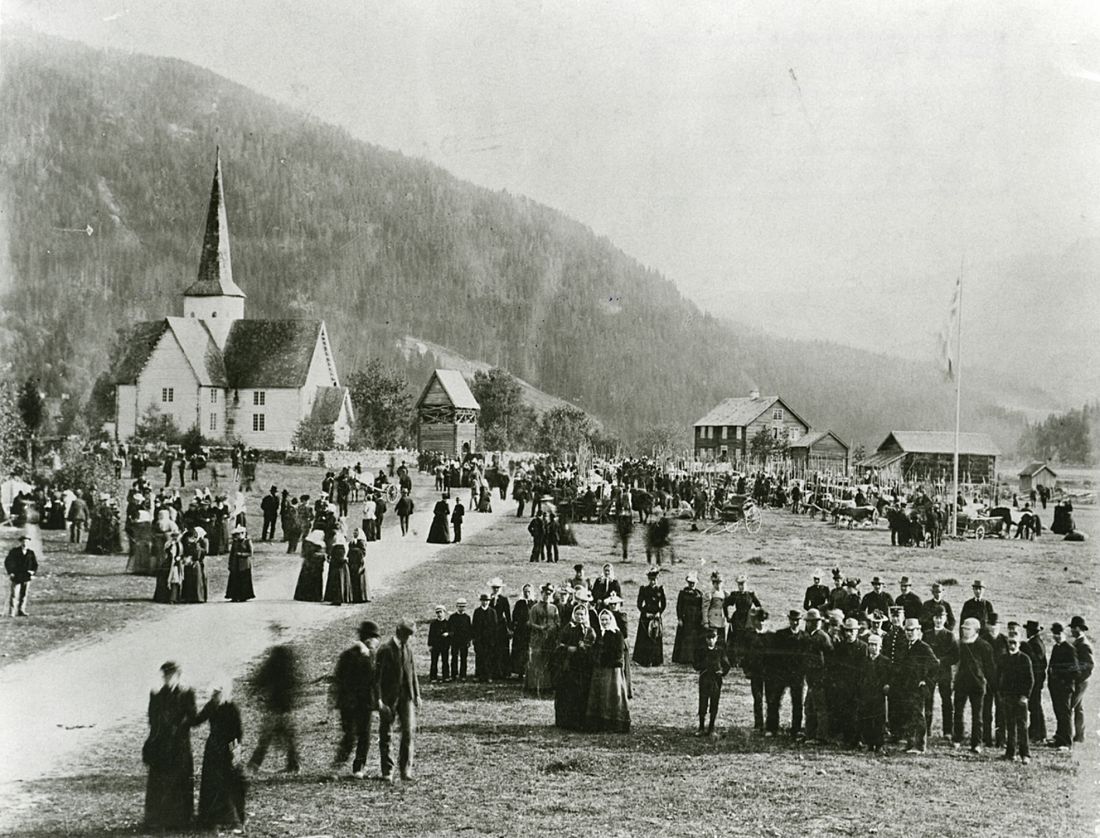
0, 28, 1046, 449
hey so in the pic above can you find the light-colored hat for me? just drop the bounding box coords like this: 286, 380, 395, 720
685, 572, 698, 583
573, 588, 592, 602
232, 525, 247, 536
605, 592, 624, 606
456, 598, 468, 606
488, 577, 504, 588
735, 574, 747, 583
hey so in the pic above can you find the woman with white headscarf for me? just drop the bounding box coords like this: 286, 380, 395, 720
194, 676, 247, 828
323, 528, 353, 605
294, 529, 327, 601
586, 609, 631, 732
347, 528, 371, 603
552, 603, 596, 730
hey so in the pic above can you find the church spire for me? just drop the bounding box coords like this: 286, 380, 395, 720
184, 147, 246, 298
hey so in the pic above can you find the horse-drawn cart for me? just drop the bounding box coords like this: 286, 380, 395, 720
701, 494, 762, 535
956, 511, 1006, 539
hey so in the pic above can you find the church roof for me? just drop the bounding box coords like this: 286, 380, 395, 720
110, 318, 226, 386
183, 149, 246, 299
110, 320, 170, 384
223, 320, 323, 388
310, 386, 349, 424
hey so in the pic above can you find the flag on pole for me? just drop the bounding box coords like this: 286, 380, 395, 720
939, 274, 961, 380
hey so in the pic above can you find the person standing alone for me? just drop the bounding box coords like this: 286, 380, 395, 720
5, 534, 37, 617
377, 619, 421, 783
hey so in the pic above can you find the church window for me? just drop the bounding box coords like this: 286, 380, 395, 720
210, 390, 218, 404
253, 391, 266, 406
252, 413, 265, 432
209, 413, 217, 431
161, 388, 174, 403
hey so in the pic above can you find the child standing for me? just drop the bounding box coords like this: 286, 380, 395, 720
694, 628, 731, 737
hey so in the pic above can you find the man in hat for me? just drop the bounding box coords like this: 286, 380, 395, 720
953, 618, 995, 752
332, 620, 381, 777
261, 485, 280, 541
527, 512, 545, 562
248, 623, 302, 775
861, 577, 894, 617
741, 608, 770, 731
765, 610, 804, 737
569, 563, 589, 592
857, 632, 891, 754
893, 618, 939, 754
802, 608, 834, 742
920, 582, 956, 632
981, 613, 1008, 748
427, 605, 452, 682
895, 576, 922, 621
5, 534, 38, 617
1021, 620, 1047, 742
960, 580, 994, 631
376, 619, 421, 783
1069, 615, 1092, 744
880, 605, 907, 739
924, 606, 959, 739
448, 598, 472, 681
1046, 622, 1078, 750
471, 594, 498, 683
803, 571, 830, 612
395, 488, 414, 537
488, 578, 512, 679
999, 630, 1034, 763
830, 617, 868, 747
695, 628, 732, 737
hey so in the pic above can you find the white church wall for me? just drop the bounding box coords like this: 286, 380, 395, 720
233, 388, 301, 450
134, 334, 201, 437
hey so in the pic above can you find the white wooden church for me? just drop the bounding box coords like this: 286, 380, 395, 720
112, 151, 353, 449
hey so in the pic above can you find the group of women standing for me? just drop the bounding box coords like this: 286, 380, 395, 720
552, 602, 632, 733
151, 524, 255, 604
292, 514, 370, 606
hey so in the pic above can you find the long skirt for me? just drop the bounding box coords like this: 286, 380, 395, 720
585, 666, 631, 732
349, 561, 370, 603
145, 763, 193, 829
526, 638, 556, 696
197, 743, 246, 827
225, 568, 255, 602
324, 561, 353, 605
426, 514, 450, 544
671, 620, 701, 665
632, 616, 664, 666
293, 554, 325, 602
181, 562, 209, 603
553, 665, 591, 730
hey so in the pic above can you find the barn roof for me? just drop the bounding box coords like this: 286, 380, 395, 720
310, 386, 349, 424
1018, 462, 1057, 478
693, 395, 808, 429
223, 320, 322, 388
183, 150, 246, 299
877, 431, 1000, 457
788, 429, 849, 451
417, 369, 481, 410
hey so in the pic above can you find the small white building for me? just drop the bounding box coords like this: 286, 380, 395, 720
111, 151, 353, 449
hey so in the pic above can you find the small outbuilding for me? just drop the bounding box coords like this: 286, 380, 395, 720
416, 369, 480, 457
1018, 462, 1057, 495
864, 431, 999, 484
787, 429, 850, 474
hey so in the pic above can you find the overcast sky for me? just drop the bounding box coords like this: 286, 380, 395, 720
7, 0, 1100, 370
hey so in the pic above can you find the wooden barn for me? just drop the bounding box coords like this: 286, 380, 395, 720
693, 390, 811, 463
787, 429, 850, 474
863, 431, 999, 484
1018, 462, 1057, 494
416, 369, 480, 457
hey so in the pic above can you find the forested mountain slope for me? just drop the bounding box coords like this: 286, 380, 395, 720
0, 29, 1042, 448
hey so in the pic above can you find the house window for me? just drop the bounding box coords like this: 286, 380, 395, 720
161, 387, 174, 403
253, 391, 266, 406
773, 408, 783, 420
209, 413, 217, 431
720, 427, 727, 440
210, 390, 218, 404
252, 413, 265, 432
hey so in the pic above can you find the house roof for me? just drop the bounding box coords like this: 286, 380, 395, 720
861, 451, 906, 469
165, 317, 227, 386
1018, 462, 1057, 478
110, 320, 170, 384
183, 150, 246, 299
693, 395, 808, 429
417, 369, 481, 410
877, 431, 1000, 457
788, 429, 849, 452
310, 386, 349, 425
223, 320, 322, 388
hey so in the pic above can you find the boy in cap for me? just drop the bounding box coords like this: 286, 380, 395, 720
1046, 622, 1077, 750
694, 629, 731, 737
998, 630, 1034, 763
1069, 615, 1092, 744
332, 620, 381, 777
428, 605, 452, 682
448, 599, 472, 681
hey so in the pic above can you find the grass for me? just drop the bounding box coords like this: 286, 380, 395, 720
4, 498, 1099, 837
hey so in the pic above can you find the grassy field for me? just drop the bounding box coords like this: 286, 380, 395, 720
4, 497, 1098, 838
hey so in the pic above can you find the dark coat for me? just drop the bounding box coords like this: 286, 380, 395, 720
893, 640, 939, 694
1047, 640, 1078, 689
591, 577, 622, 605
860, 590, 894, 616
920, 597, 956, 631
767, 627, 804, 682
694, 645, 731, 678
144, 685, 197, 829
895, 592, 923, 620
1075, 637, 1094, 684
4, 547, 38, 583
428, 618, 452, 650
448, 611, 473, 646
925, 628, 959, 679
999, 651, 1035, 697
955, 638, 996, 692
803, 583, 830, 611
253, 645, 300, 713
332, 642, 378, 712
960, 597, 995, 630
376, 637, 420, 709
1022, 636, 1047, 691
471, 606, 498, 646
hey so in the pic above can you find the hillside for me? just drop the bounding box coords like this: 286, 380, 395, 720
0, 29, 1049, 449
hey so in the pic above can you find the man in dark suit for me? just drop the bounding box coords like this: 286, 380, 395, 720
448, 598, 472, 681
924, 606, 958, 739
331, 620, 380, 778
527, 513, 544, 562
5, 534, 38, 617
488, 579, 512, 679
860, 577, 894, 618
1047, 622, 1078, 750
1069, 615, 1092, 745
1021, 620, 1047, 743
67, 491, 90, 544
953, 618, 996, 752
376, 619, 421, 783
999, 631, 1034, 763
802, 572, 829, 612
471, 594, 498, 682
894, 619, 940, 753
764, 610, 804, 737
959, 580, 995, 630
895, 576, 923, 620
920, 581, 956, 632
261, 486, 280, 541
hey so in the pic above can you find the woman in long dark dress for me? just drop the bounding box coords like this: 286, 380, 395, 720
586, 610, 631, 733
671, 573, 704, 665
144, 661, 197, 830
195, 680, 247, 828
323, 530, 353, 605
347, 529, 371, 603
225, 527, 255, 602
552, 603, 596, 730
180, 527, 209, 604
633, 569, 666, 667
427, 495, 451, 544
294, 529, 327, 601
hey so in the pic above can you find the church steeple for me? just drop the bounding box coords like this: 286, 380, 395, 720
183, 148, 246, 348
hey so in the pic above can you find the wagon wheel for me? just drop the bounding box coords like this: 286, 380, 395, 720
746, 510, 762, 534
974, 524, 986, 540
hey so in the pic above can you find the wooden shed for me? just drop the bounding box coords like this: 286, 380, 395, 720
787, 429, 850, 474
416, 369, 480, 457
1018, 462, 1057, 494
863, 431, 999, 484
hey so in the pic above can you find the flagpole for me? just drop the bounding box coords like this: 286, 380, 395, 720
951, 260, 964, 537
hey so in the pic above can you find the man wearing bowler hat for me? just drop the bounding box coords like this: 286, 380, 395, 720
960, 580, 994, 631
895, 576, 922, 621
1069, 615, 1092, 744
1021, 620, 1047, 742
376, 618, 421, 783
921, 581, 955, 632
803, 571, 829, 612
764, 609, 804, 737
860, 576, 894, 618
1046, 622, 1077, 750
332, 620, 381, 777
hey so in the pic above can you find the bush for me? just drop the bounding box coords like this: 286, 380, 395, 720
293, 417, 336, 451
51, 440, 119, 498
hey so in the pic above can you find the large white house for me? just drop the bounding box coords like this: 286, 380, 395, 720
112, 151, 353, 449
